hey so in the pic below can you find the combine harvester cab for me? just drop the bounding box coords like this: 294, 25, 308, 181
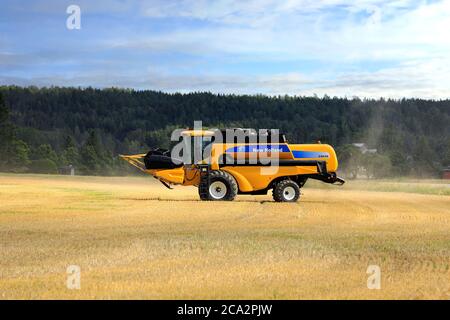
120, 128, 344, 202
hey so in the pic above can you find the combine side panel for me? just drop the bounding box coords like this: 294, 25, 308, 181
288, 144, 338, 172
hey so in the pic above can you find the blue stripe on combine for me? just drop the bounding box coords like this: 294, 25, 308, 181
225, 145, 291, 153
292, 151, 329, 159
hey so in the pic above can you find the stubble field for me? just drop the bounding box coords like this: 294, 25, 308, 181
0, 173, 449, 299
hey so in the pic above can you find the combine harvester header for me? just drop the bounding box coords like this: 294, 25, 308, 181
121, 128, 344, 202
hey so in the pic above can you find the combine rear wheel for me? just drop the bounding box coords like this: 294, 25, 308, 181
272, 179, 300, 202
198, 170, 238, 201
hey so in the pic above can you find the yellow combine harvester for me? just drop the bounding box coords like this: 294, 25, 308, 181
121, 128, 344, 202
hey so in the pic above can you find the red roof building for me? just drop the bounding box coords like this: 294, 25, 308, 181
443, 167, 450, 179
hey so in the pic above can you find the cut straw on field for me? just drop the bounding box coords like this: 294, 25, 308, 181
0, 174, 449, 299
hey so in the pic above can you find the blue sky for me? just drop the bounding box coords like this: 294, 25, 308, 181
1, 0, 450, 98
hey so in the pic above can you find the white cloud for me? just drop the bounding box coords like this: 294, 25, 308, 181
3, 57, 449, 99
111, 0, 450, 63
123, 0, 450, 98
301, 57, 450, 98
3, 0, 450, 98
0, 71, 310, 94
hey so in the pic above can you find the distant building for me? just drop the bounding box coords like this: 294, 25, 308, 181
352, 143, 377, 154
443, 167, 450, 179
58, 165, 75, 176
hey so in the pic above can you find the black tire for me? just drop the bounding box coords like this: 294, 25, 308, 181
272, 179, 300, 202
198, 170, 238, 201
199, 189, 209, 201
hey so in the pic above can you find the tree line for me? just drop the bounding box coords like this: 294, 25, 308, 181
0, 86, 449, 178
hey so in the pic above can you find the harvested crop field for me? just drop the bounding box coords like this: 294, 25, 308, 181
0, 173, 449, 299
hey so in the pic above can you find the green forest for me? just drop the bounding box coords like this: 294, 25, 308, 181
0, 86, 449, 178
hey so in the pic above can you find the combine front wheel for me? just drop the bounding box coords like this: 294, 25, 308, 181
198, 170, 238, 201
272, 179, 300, 202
